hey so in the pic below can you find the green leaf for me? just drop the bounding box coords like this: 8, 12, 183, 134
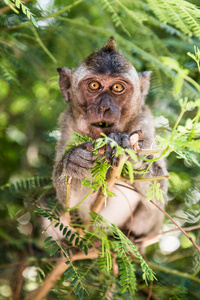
71, 277, 79, 285
64, 270, 74, 281
31, 15, 39, 28
63, 227, 68, 235
75, 282, 81, 294
15, 0, 20, 9
44, 236, 52, 243
69, 233, 75, 243
79, 240, 83, 249
44, 240, 56, 248
125, 161, 134, 184
50, 245, 60, 256
75, 237, 79, 246
64, 266, 73, 275
84, 245, 88, 256
66, 230, 71, 238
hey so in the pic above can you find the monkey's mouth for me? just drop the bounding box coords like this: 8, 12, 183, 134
91, 122, 113, 128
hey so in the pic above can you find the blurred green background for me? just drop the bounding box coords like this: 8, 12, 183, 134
0, 0, 200, 299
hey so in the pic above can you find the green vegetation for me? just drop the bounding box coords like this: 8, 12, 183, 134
0, 0, 200, 299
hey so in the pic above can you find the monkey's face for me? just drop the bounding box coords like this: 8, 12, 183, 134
57, 37, 151, 139
76, 74, 135, 138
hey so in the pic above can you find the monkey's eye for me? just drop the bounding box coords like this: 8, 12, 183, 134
88, 81, 101, 90
111, 83, 124, 93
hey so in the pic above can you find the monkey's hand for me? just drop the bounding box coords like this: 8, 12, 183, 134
103, 132, 131, 167
101, 131, 142, 167
65, 142, 96, 179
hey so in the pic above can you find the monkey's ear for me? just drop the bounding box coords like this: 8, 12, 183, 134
139, 71, 152, 102
57, 67, 72, 103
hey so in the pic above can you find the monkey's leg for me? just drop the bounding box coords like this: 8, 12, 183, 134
125, 200, 164, 237
99, 183, 141, 228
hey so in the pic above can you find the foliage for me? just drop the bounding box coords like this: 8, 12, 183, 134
3, 0, 38, 27
0, 0, 200, 299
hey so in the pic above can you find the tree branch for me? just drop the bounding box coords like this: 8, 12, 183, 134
91, 154, 128, 213
26, 251, 98, 300
134, 224, 200, 247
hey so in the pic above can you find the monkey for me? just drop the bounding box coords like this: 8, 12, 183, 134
50, 37, 168, 242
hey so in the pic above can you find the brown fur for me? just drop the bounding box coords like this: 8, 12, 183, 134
51, 38, 168, 241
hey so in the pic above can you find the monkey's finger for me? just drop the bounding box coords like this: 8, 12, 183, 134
105, 142, 113, 162
109, 132, 121, 145
82, 142, 94, 152
112, 150, 120, 167
67, 162, 91, 179
98, 145, 106, 155
129, 133, 139, 148
71, 151, 96, 167
106, 132, 121, 160
105, 133, 120, 163
121, 134, 131, 149
129, 129, 143, 137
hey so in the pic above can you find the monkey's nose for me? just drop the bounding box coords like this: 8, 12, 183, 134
98, 97, 111, 112
98, 105, 110, 112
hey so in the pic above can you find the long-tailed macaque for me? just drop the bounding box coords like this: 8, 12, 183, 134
52, 37, 168, 241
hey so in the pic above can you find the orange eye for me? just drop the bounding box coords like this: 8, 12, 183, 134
89, 81, 101, 90
111, 83, 124, 92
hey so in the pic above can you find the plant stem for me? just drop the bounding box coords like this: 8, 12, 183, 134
118, 174, 169, 183
150, 200, 200, 253
114, 183, 200, 253
171, 105, 187, 139
184, 74, 200, 93
69, 189, 93, 211
134, 224, 200, 244
91, 155, 128, 213
189, 105, 200, 141
146, 261, 200, 284
31, 27, 57, 63
65, 176, 72, 224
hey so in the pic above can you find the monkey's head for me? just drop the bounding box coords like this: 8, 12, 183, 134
58, 37, 151, 139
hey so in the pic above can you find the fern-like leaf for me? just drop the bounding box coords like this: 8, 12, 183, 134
101, 0, 131, 36
3, 0, 38, 27
146, 0, 200, 37
0, 66, 14, 83
118, 256, 137, 294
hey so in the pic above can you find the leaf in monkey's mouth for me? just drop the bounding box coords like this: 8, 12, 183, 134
91, 122, 113, 128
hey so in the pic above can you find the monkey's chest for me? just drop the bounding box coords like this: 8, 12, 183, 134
70, 182, 142, 228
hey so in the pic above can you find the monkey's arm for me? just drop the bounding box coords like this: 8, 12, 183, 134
53, 110, 97, 206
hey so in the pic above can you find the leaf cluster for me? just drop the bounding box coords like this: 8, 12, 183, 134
3, 0, 38, 27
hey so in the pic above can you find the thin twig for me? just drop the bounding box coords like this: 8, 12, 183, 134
66, 175, 72, 224
139, 149, 165, 155
135, 224, 200, 244
115, 182, 200, 253
150, 200, 200, 253
119, 174, 170, 183
148, 261, 200, 284
26, 250, 98, 300
31, 27, 57, 63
